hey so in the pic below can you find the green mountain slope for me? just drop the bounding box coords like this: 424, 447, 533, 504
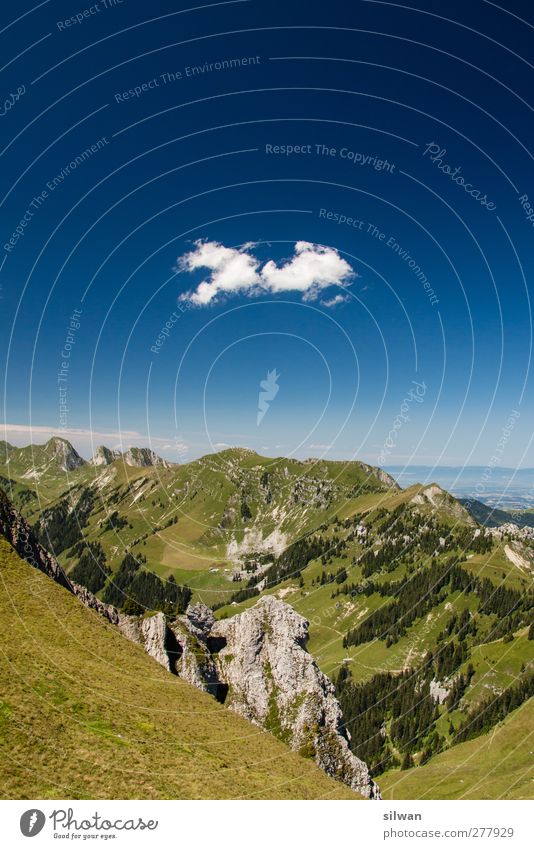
0, 537, 358, 800
2, 441, 397, 589
379, 697, 534, 800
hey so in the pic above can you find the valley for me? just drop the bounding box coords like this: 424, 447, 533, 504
0, 437, 533, 799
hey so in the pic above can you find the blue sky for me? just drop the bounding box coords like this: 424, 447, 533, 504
1, 0, 533, 468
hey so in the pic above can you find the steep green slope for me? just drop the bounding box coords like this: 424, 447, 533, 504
379, 697, 534, 800
0, 538, 358, 800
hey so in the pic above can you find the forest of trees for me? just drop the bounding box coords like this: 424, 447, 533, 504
34, 487, 94, 554
213, 585, 259, 609
102, 552, 191, 615
334, 665, 444, 775
102, 510, 129, 532
69, 541, 110, 593
343, 559, 530, 649
454, 673, 534, 743
356, 508, 493, 580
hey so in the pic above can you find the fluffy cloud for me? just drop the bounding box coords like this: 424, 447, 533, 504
261, 241, 354, 300
177, 240, 354, 306
176, 240, 260, 305
320, 294, 350, 308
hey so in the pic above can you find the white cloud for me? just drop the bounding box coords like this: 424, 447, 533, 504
177, 240, 354, 306
177, 240, 260, 305
261, 241, 354, 300
320, 294, 350, 308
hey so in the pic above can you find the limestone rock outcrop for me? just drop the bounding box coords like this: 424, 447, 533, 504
118, 611, 171, 671
90, 446, 121, 466
169, 605, 220, 697
116, 603, 221, 697
122, 447, 172, 468
210, 596, 379, 798
89, 445, 173, 468
48, 437, 86, 471
70, 581, 119, 625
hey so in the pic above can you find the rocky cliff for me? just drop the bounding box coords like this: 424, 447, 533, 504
118, 611, 172, 670
210, 597, 379, 798
0, 488, 73, 591
90, 445, 121, 466
121, 596, 378, 797
123, 447, 172, 468
48, 437, 87, 471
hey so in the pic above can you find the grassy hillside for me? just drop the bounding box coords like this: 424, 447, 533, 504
379, 698, 534, 800
0, 538, 358, 800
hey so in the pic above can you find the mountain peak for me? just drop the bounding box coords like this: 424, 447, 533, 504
122, 447, 172, 468
409, 482, 475, 524
90, 445, 121, 466
44, 437, 86, 471
89, 445, 173, 468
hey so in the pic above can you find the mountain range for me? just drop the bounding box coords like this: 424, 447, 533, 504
0, 438, 533, 799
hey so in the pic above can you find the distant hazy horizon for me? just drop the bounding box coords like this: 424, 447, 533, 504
386, 465, 534, 510
2, 429, 534, 509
